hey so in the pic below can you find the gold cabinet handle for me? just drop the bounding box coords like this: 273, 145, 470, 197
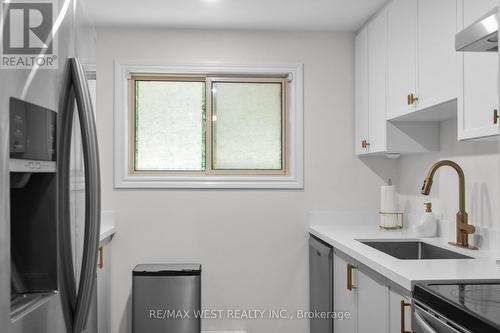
98, 246, 104, 269
400, 299, 411, 333
347, 263, 356, 291
361, 140, 370, 149
407, 94, 411, 106
409, 93, 419, 105
494, 109, 498, 125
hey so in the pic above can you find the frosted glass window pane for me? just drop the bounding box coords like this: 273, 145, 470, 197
212, 82, 283, 170
135, 81, 205, 171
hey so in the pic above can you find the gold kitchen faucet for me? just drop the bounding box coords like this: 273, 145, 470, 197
421, 160, 477, 250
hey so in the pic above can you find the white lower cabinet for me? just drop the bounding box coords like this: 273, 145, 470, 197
389, 286, 412, 333
357, 268, 387, 332
333, 252, 357, 333
333, 249, 410, 333
97, 239, 112, 333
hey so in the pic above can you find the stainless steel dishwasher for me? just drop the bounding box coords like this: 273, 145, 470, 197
309, 235, 333, 333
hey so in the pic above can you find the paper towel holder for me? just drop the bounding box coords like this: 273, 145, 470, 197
379, 212, 404, 230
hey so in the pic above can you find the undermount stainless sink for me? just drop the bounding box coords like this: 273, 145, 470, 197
359, 241, 473, 260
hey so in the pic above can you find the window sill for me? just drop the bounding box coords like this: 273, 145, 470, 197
114, 174, 303, 189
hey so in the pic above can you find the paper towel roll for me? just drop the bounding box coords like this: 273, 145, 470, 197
380, 185, 400, 228
380, 185, 398, 213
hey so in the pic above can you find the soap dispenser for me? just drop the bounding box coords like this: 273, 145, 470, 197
415, 203, 437, 237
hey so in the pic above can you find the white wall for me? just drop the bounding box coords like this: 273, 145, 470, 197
96, 28, 397, 333
398, 119, 499, 253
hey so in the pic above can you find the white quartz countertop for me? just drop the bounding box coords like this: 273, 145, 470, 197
100, 210, 116, 243
100, 223, 115, 242
309, 212, 500, 291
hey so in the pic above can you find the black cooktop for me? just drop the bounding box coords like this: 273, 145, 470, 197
414, 282, 500, 333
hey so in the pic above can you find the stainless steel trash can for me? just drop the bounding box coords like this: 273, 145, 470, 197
132, 264, 201, 333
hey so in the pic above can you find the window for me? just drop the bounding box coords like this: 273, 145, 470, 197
115, 63, 303, 188
211, 80, 284, 172
132, 78, 206, 172
130, 75, 286, 175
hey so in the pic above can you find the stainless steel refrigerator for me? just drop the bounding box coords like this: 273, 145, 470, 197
0, 0, 100, 332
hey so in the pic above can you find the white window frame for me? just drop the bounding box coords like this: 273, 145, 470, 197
114, 60, 304, 189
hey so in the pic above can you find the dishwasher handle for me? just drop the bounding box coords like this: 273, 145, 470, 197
413, 304, 467, 333
414, 309, 438, 333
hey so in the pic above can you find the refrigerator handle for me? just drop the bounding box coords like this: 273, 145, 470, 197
58, 58, 100, 333
70, 57, 101, 333
58, 60, 77, 333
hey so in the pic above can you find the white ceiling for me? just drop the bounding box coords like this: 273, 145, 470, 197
85, 0, 388, 31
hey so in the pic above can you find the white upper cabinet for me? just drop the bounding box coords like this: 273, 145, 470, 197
355, 1, 441, 156
417, 0, 458, 110
356, 0, 499, 152
387, 0, 418, 119
368, 10, 388, 153
386, 0, 458, 120
355, 0, 497, 154
355, 27, 370, 155
458, 0, 499, 140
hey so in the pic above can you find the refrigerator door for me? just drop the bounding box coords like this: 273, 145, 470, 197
1, 1, 99, 332
1, 0, 75, 332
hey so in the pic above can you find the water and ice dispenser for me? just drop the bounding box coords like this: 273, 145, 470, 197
9, 97, 58, 312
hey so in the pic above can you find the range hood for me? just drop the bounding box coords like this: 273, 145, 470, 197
456, 8, 498, 52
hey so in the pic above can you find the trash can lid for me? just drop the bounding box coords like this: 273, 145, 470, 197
133, 264, 201, 276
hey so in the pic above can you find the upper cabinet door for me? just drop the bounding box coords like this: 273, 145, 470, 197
387, 0, 418, 120
458, 0, 499, 140
367, 10, 388, 153
355, 27, 370, 155
417, 0, 458, 110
